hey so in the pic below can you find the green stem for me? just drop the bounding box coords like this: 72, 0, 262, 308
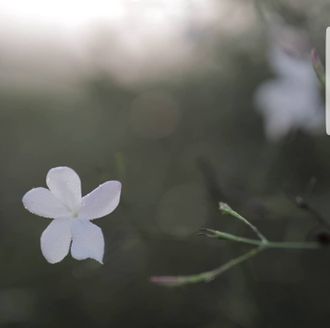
152, 203, 321, 287
219, 202, 267, 242
151, 236, 319, 287
204, 229, 319, 250
151, 238, 319, 287
265, 241, 319, 249
203, 246, 264, 282
152, 246, 264, 286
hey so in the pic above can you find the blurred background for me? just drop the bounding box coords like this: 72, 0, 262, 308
0, 0, 330, 327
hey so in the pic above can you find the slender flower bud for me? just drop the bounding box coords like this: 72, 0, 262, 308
150, 276, 188, 287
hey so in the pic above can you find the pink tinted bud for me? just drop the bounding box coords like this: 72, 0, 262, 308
150, 275, 185, 287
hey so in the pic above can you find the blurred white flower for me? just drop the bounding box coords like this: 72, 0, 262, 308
255, 43, 324, 141
22, 167, 121, 264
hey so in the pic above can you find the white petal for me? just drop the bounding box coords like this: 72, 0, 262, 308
80, 181, 121, 220
46, 166, 82, 212
71, 220, 104, 263
41, 219, 72, 264
269, 46, 317, 83
22, 187, 71, 219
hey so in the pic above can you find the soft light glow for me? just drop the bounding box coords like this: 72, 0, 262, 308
1, 0, 125, 28
0, 0, 209, 30
0, 0, 254, 85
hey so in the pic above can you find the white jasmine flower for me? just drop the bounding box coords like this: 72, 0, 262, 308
22, 167, 121, 264
255, 30, 324, 141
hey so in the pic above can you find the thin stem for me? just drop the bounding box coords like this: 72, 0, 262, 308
152, 203, 321, 287
202, 228, 319, 250
219, 202, 267, 242
151, 247, 264, 286
294, 195, 330, 228
265, 241, 319, 250
151, 237, 319, 287
202, 229, 263, 246
203, 247, 264, 282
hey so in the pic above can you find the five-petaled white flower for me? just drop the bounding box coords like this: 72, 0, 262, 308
255, 45, 323, 141
254, 20, 324, 141
22, 167, 121, 264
